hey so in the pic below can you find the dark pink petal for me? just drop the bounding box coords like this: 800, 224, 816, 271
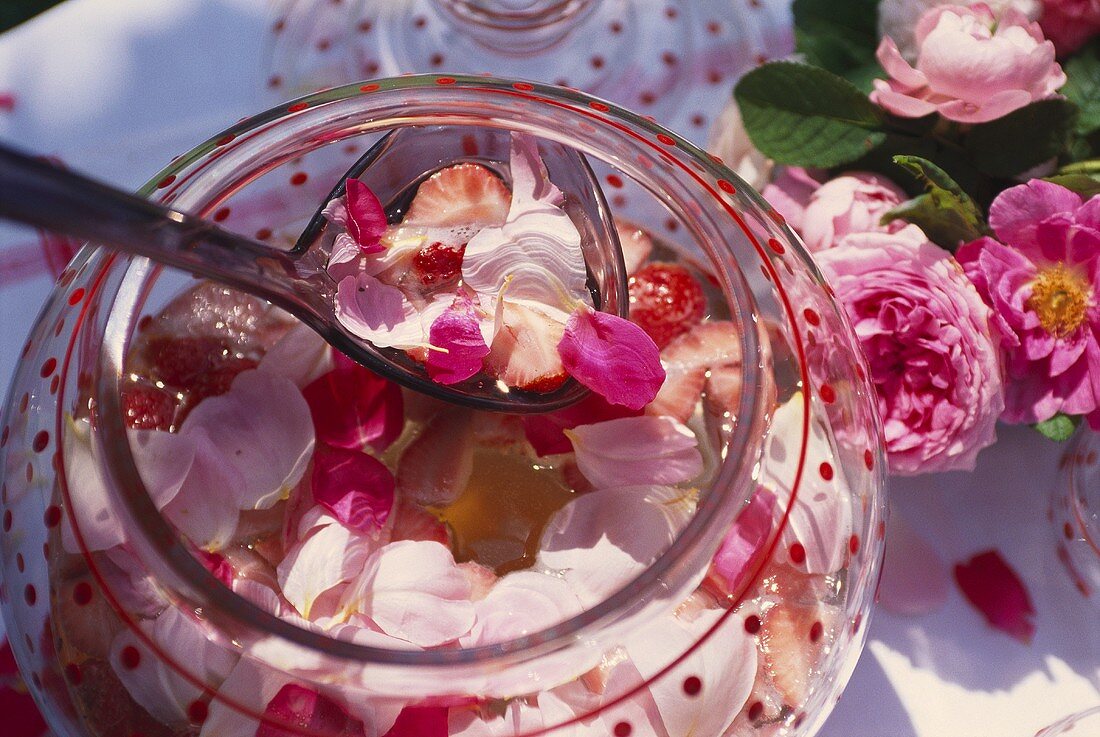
426, 294, 490, 385
558, 306, 665, 410
311, 445, 395, 535
0, 685, 48, 737
522, 392, 641, 456
196, 550, 235, 588
345, 178, 387, 254
382, 706, 449, 737
257, 684, 365, 737
302, 355, 404, 452
705, 488, 776, 598
953, 549, 1036, 644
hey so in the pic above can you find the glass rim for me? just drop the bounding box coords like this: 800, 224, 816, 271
81, 74, 780, 671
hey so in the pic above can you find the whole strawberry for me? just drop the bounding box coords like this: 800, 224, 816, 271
628, 262, 707, 348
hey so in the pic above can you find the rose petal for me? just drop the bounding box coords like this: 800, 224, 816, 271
181, 369, 314, 511
109, 608, 238, 726
345, 178, 388, 255
383, 707, 449, 737
537, 485, 695, 607
705, 488, 777, 598
878, 508, 950, 616
259, 321, 333, 388
335, 273, 444, 350
760, 395, 853, 574
463, 571, 584, 646
461, 135, 589, 309
566, 415, 702, 489
341, 540, 475, 647
312, 445, 395, 534
197, 550, 235, 588
277, 507, 379, 618
257, 684, 366, 737
396, 407, 476, 507
427, 293, 491, 385
953, 549, 1036, 643
303, 355, 405, 452
622, 606, 757, 737
558, 306, 665, 410
522, 392, 641, 456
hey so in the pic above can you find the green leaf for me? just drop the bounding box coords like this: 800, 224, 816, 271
735, 62, 887, 168
1044, 173, 1100, 198
1033, 413, 1081, 442
1062, 41, 1100, 136
966, 99, 1078, 177
884, 155, 990, 250
793, 0, 881, 92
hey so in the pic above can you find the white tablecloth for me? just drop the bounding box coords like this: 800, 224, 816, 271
0, 2, 1097, 735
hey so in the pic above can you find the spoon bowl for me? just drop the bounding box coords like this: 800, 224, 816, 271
0, 125, 626, 413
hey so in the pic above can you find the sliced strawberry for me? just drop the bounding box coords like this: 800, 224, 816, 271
404, 163, 511, 228
121, 381, 178, 431
140, 281, 293, 356
614, 219, 654, 275
412, 242, 466, 287
458, 561, 497, 600
188, 356, 259, 403
759, 599, 836, 708
628, 262, 708, 348
396, 408, 476, 507
144, 335, 229, 386
647, 363, 705, 423
484, 302, 567, 392
390, 499, 452, 546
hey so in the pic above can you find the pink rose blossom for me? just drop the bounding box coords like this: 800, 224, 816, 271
801, 173, 908, 252
871, 3, 1066, 124
1040, 0, 1100, 55
816, 225, 1004, 474
957, 180, 1100, 424
761, 166, 821, 234
878, 0, 1041, 62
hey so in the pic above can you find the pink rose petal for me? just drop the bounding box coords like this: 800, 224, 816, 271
558, 305, 665, 410
426, 293, 491, 385
335, 273, 431, 350
345, 178, 387, 255
705, 488, 777, 598
522, 392, 641, 456
877, 508, 950, 616
463, 571, 583, 646
462, 135, 589, 309
953, 549, 1036, 644
383, 707, 449, 737
340, 540, 475, 647
196, 550, 235, 588
257, 684, 365, 737
277, 510, 377, 618
303, 355, 404, 452
566, 415, 702, 489
311, 444, 395, 534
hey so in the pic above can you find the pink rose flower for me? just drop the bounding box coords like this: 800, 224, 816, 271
761, 166, 822, 234
816, 225, 1004, 474
1040, 0, 1100, 55
801, 172, 908, 252
956, 180, 1100, 424
871, 3, 1066, 124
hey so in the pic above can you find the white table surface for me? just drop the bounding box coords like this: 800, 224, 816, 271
0, 2, 1097, 736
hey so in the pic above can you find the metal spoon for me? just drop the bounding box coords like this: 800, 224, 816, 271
0, 127, 627, 413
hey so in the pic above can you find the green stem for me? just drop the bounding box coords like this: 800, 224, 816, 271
1059, 159, 1100, 175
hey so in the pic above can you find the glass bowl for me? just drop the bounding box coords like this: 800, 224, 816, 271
1052, 428, 1100, 603
0, 75, 884, 737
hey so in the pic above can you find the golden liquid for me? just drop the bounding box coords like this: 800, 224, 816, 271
433, 449, 576, 575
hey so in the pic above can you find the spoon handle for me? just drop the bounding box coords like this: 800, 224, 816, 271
0, 142, 315, 308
